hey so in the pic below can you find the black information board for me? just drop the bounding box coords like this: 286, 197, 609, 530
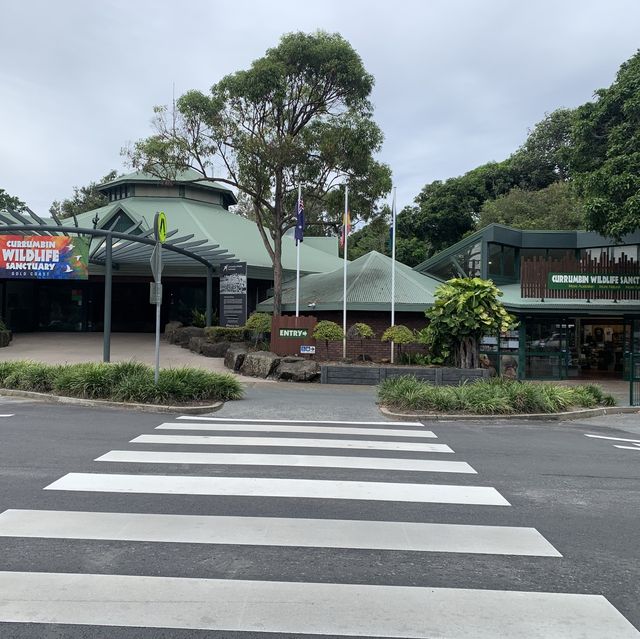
220, 262, 247, 327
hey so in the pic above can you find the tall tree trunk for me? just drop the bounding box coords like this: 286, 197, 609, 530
272, 234, 283, 316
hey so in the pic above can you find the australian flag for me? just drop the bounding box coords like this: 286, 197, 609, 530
295, 196, 305, 245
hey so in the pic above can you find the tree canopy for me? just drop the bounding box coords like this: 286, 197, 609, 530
127, 31, 391, 314
50, 170, 119, 219
571, 50, 640, 239
477, 182, 584, 230
0, 188, 27, 213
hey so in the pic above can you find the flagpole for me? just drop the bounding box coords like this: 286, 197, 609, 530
390, 187, 397, 363
342, 184, 349, 359
295, 183, 301, 318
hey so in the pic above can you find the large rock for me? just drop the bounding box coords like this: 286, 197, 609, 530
275, 358, 320, 382
201, 341, 233, 358
188, 336, 205, 354
174, 326, 205, 347
164, 321, 183, 343
240, 351, 281, 378
225, 345, 248, 371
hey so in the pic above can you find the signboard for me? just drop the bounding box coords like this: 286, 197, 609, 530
220, 262, 247, 327
280, 328, 309, 338
548, 272, 640, 292
0, 235, 89, 279
154, 211, 167, 243
149, 282, 163, 304
300, 345, 316, 354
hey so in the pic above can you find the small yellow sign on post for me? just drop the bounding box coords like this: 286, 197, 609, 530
154, 211, 167, 243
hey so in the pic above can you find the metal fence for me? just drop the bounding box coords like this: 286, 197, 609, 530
631, 353, 640, 406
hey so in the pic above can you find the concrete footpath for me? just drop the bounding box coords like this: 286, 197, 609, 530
0, 332, 273, 382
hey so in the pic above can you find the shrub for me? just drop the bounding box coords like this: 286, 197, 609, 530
381, 325, 415, 359
347, 322, 374, 361
191, 308, 207, 328
420, 278, 517, 368
313, 321, 344, 358
204, 326, 249, 343
245, 313, 272, 347
0, 360, 243, 404
378, 376, 616, 415
245, 313, 272, 334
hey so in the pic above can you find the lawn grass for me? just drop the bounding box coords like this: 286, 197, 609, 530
378, 375, 616, 414
0, 360, 243, 404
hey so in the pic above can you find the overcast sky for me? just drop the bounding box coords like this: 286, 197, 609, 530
1, 0, 639, 216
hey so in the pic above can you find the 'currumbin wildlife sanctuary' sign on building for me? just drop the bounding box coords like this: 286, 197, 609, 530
0, 235, 89, 279
548, 272, 640, 292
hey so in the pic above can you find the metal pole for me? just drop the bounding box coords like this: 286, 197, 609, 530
342, 185, 349, 359
154, 244, 162, 385
103, 234, 112, 363
295, 183, 301, 318
390, 187, 397, 364
206, 266, 213, 327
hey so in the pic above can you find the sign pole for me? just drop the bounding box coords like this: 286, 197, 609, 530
342, 184, 349, 359
390, 187, 397, 364
154, 245, 162, 384
295, 183, 301, 318
151, 212, 167, 384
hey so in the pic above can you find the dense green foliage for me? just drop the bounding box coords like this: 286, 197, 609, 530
204, 327, 250, 343
313, 320, 345, 344
571, 51, 640, 238
245, 313, 272, 334
49, 170, 119, 219
128, 31, 391, 314
348, 212, 391, 260
478, 182, 584, 230
0, 361, 243, 404
0, 188, 27, 213
347, 322, 375, 339
421, 278, 516, 368
381, 325, 414, 344
378, 376, 615, 414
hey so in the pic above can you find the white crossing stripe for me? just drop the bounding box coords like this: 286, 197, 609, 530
0, 509, 560, 556
96, 450, 477, 473
157, 422, 438, 438
44, 473, 510, 505
177, 415, 421, 426
130, 434, 454, 453
585, 433, 640, 444
1, 572, 637, 637
614, 445, 640, 451
0, 414, 14, 417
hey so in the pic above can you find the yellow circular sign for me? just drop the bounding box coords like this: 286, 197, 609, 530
155, 211, 168, 243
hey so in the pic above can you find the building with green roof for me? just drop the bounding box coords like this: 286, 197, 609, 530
415, 223, 640, 381
0, 170, 343, 332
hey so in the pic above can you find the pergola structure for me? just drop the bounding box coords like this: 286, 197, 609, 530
0, 206, 236, 362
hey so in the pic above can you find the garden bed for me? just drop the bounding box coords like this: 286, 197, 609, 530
321, 364, 489, 386
0, 361, 243, 405
378, 376, 616, 415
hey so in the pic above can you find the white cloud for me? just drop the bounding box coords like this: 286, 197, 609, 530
1, 0, 639, 214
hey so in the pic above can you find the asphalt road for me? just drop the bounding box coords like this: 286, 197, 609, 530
0, 385, 638, 638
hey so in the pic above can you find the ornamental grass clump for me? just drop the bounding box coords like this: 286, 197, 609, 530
0, 360, 243, 404
378, 376, 615, 415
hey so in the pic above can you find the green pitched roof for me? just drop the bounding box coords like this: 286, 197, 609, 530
74, 197, 343, 278
99, 169, 237, 205
258, 251, 441, 312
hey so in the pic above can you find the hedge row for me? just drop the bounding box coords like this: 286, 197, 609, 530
0, 361, 243, 404
378, 376, 616, 414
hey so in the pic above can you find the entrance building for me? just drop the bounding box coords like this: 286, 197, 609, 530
0, 170, 343, 333
415, 224, 640, 380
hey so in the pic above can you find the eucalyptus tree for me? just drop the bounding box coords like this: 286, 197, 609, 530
127, 31, 391, 314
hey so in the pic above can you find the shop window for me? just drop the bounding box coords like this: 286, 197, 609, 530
454, 241, 482, 277
179, 185, 186, 197
488, 243, 501, 276
429, 260, 460, 281
487, 243, 516, 279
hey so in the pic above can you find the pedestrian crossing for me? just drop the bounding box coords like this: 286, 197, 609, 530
1, 413, 639, 637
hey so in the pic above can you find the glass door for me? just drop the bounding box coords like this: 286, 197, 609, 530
522, 318, 570, 379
